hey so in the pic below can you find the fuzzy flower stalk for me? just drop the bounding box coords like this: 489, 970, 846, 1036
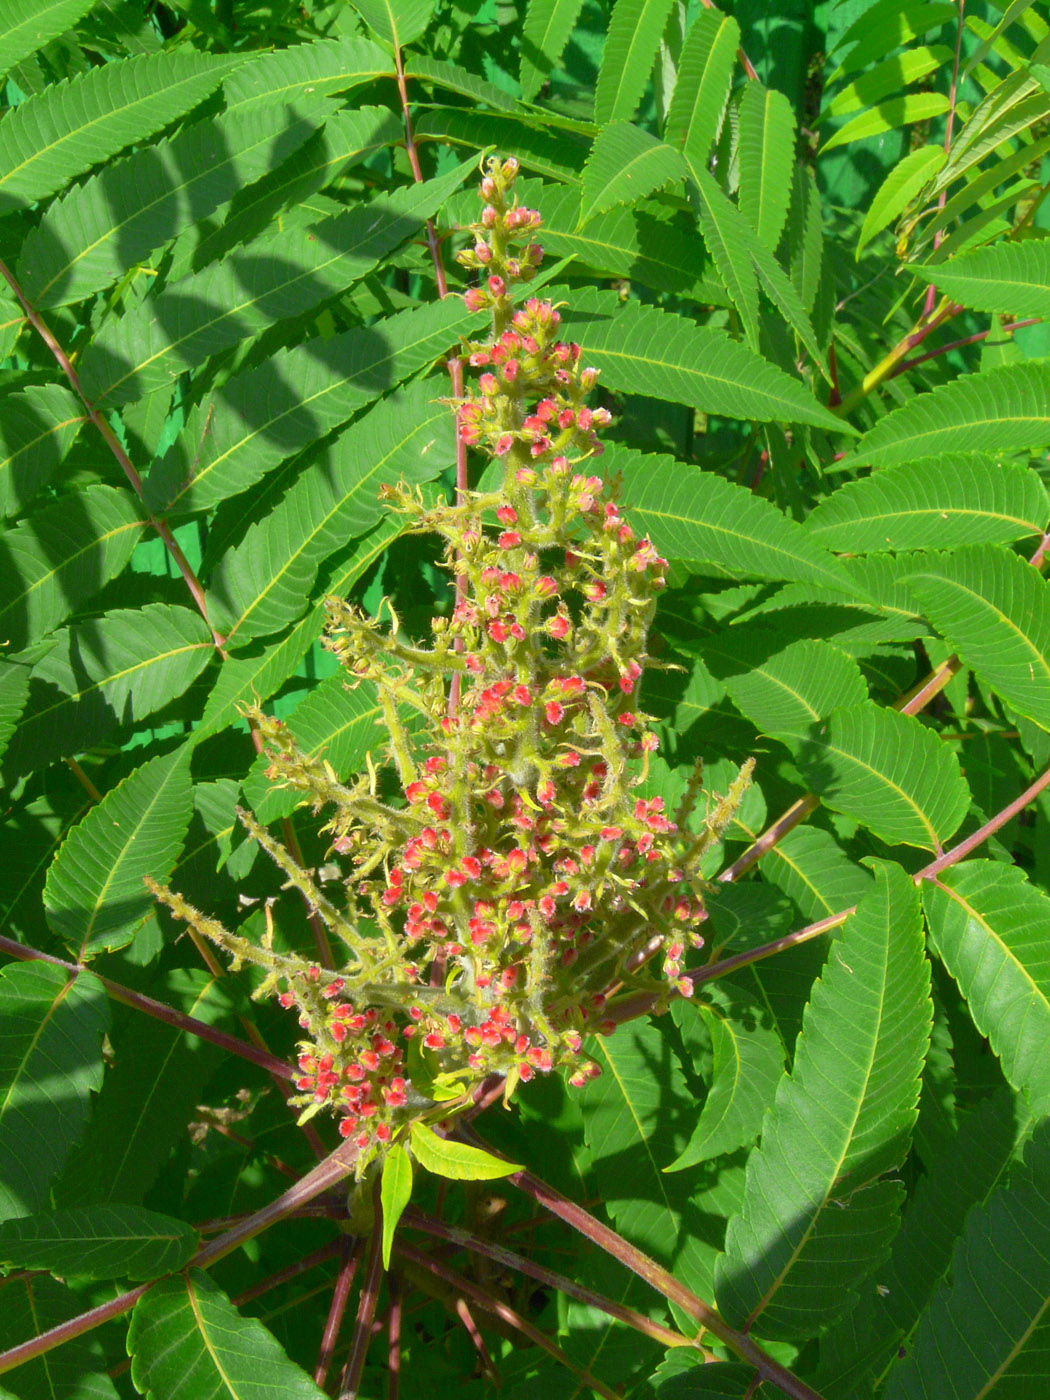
150, 157, 751, 1174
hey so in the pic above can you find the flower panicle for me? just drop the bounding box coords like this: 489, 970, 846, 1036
151, 156, 752, 1173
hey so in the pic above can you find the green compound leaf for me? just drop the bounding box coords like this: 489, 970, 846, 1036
79, 159, 474, 406
737, 81, 796, 253
519, 0, 586, 102
902, 543, 1050, 731
0, 0, 98, 84
0, 1205, 198, 1282
607, 443, 866, 597
0, 484, 145, 652
17, 99, 327, 310
566, 288, 847, 431
820, 92, 950, 156
595, 0, 677, 125
715, 863, 931, 1339
796, 702, 970, 851
44, 746, 194, 960
923, 862, 1050, 1116
580, 122, 685, 226
129, 1270, 328, 1400
221, 37, 392, 110
885, 1118, 1050, 1400
846, 363, 1050, 469
380, 1143, 414, 1269
3, 604, 213, 778
664, 6, 739, 167
208, 379, 452, 644
666, 983, 786, 1169
718, 637, 868, 745
147, 294, 479, 517
0, 962, 108, 1222
409, 1123, 522, 1180
0, 51, 236, 211
806, 456, 1050, 553
0, 384, 86, 518
917, 237, 1050, 321
348, 0, 435, 47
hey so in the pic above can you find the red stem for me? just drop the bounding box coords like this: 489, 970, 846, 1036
232, 1240, 342, 1307
316, 1236, 361, 1388
891, 318, 1041, 377
386, 1274, 402, 1400
917, 761, 1050, 881
338, 1181, 385, 1400
402, 1207, 689, 1348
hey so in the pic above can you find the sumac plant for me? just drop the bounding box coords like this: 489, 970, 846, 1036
5, 3, 1050, 1400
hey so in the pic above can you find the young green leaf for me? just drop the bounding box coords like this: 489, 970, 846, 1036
380, 1143, 414, 1269
884, 1118, 1050, 1400
715, 863, 931, 1339
827, 3, 957, 83
923, 862, 1050, 1116
665, 983, 786, 1169
0, 962, 108, 1221
519, 0, 586, 101
0, 51, 237, 211
579, 122, 685, 225
0, 1205, 198, 1282
563, 288, 846, 431
795, 703, 970, 851
821, 44, 951, 122
807, 456, 1049, 553
857, 143, 946, 254
129, 1270, 328, 1400
0, 660, 28, 768
904, 544, 1050, 730
595, 0, 677, 125
847, 363, 1050, 469
44, 746, 194, 960
737, 82, 795, 252
664, 6, 739, 166
820, 91, 950, 155
409, 1123, 522, 1179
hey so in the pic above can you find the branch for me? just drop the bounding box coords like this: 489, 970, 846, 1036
316, 1237, 361, 1389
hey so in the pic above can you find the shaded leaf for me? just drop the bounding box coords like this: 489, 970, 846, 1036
44, 747, 194, 959
885, 1118, 1050, 1400
0, 0, 97, 84
0, 384, 85, 518
0, 1205, 198, 1282
0, 1274, 118, 1400
719, 637, 867, 744
666, 983, 785, 1169
520, 0, 586, 102
0, 962, 108, 1222
222, 36, 392, 110
0, 51, 235, 211
924, 862, 1050, 1115
0, 485, 144, 652
715, 864, 931, 1338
